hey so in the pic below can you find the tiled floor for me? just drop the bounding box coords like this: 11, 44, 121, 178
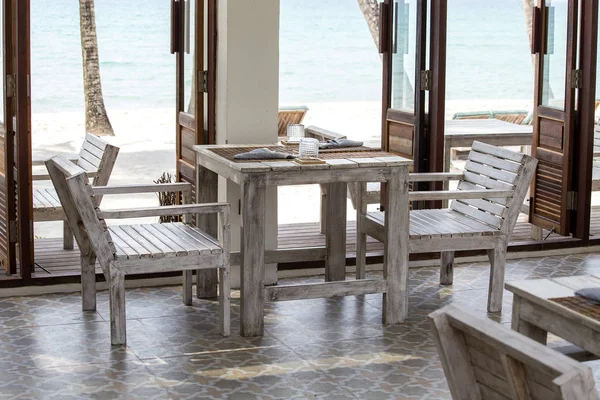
2, 254, 600, 399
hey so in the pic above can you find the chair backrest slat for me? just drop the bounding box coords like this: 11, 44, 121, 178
46, 156, 116, 268
77, 133, 119, 187
76, 133, 119, 205
429, 306, 598, 400
451, 141, 537, 234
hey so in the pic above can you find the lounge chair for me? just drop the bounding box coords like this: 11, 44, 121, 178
278, 106, 309, 137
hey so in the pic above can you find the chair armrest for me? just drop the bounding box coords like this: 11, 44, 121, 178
32, 157, 77, 167
98, 202, 230, 220
409, 172, 464, 182
409, 189, 514, 202
92, 182, 192, 196
305, 125, 347, 141
33, 170, 98, 181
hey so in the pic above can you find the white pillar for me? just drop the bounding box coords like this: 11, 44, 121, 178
216, 0, 280, 287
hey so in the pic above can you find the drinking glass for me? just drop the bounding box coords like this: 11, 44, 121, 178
299, 138, 319, 158
286, 124, 305, 143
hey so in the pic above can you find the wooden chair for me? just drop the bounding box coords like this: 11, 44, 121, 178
278, 106, 309, 137
357, 142, 537, 313
33, 133, 119, 249
429, 305, 598, 399
46, 155, 231, 345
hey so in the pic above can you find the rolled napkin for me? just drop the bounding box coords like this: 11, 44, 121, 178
233, 148, 296, 160
574, 287, 600, 304
319, 139, 364, 149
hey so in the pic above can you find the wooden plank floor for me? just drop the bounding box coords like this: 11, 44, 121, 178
0, 211, 571, 280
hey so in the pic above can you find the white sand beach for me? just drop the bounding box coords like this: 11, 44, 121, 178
32, 99, 537, 238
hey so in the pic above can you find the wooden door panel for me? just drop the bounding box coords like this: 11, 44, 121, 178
529, 0, 577, 237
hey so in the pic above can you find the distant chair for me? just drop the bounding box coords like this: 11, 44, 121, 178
278, 106, 309, 137
32, 133, 119, 249
452, 109, 530, 125
429, 305, 598, 400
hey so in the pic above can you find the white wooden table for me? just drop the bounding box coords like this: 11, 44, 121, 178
194, 144, 413, 337
445, 119, 533, 174
506, 275, 600, 359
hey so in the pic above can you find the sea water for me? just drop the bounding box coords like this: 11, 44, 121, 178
27, 0, 544, 115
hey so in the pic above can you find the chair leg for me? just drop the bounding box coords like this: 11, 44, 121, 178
219, 267, 231, 337
182, 270, 193, 306
487, 243, 507, 313
81, 252, 97, 311
531, 225, 543, 241
109, 267, 126, 346
440, 251, 454, 285
63, 221, 74, 250
320, 185, 327, 234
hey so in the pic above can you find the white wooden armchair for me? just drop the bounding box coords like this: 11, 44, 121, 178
33, 133, 119, 249
357, 142, 537, 313
46, 156, 230, 346
430, 305, 598, 399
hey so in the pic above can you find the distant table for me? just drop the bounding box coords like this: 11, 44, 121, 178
506, 276, 600, 359
194, 144, 413, 337
444, 119, 533, 173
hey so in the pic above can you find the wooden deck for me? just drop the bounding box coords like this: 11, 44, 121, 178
0, 211, 572, 281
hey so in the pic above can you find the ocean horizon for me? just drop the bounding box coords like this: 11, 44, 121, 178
22, 0, 543, 115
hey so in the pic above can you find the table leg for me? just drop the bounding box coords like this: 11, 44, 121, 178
383, 167, 410, 324
511, 296, 547, 344
325, 182, 347, 282
240, 176, 266, 337
196, 164, 219, 298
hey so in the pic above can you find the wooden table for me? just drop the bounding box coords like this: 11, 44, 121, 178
506, 275, 600, 358
444, 119, 533, 174
194, 144, 413, 337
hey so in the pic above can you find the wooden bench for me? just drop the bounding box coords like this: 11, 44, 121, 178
33, 133, 119, 249
357, 142, 537, 313
46, 155, 231, 346
429, 305, 598, 399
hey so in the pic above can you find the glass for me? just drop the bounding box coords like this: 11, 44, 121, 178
391, 0, 416, 112
299, 138, 319, 158
541, 1, 567, 110
184, 0, 196, 114
286, 124, 305, 143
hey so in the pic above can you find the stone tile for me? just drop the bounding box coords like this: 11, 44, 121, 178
2, 253, 600, 399
0, 321, 139, 372
126, 313, 280, 360
0, 293, 104, 329
0, 361, 169, 400
144, 346, 358, 400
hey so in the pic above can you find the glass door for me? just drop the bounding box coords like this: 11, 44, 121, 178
382, 0, 446, 208
383, 0, 425, 166
529, 0, 578, 237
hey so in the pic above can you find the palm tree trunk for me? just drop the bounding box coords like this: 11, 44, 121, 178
79, 0, 114, 136
523, 0, 535, 65
357, 0, 380, 50
357, 1, 385, 66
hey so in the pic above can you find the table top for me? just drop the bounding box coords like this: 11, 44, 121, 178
194, 144, 412, 174
445, 119, 533, 138
506, 275, 600, 330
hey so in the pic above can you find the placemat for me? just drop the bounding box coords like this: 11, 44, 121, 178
550, 296, 600, 321
208, 146, 393, 162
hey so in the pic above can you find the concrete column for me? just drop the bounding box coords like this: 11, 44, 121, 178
216, 0, 280, 287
